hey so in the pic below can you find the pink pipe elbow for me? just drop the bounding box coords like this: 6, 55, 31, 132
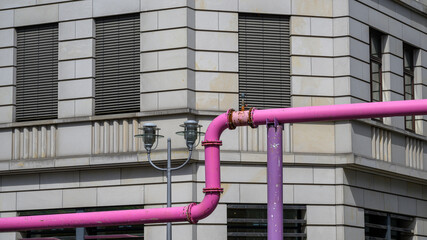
0, 113, 229, 232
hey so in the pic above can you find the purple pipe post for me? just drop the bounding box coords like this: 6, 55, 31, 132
267, 119, 283, 240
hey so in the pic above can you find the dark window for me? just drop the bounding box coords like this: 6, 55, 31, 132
370, 30, 382, 104
238, 13, 291, 109
403, 44, 415, 132
20, 206, 144, 239
365, 210, 414, 240
16, 23, 58, 121
227, 204, 306, 240
95, 13, 140, 115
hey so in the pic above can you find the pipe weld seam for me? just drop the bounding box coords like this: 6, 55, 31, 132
185, 202, 198, 224
202, 187, 224, 193
201, 140, 222, 146
248, 107, 257, 128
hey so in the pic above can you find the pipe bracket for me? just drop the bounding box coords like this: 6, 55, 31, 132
203, 187, 224, 194
185, 202, 198, 224
201, 140, 223, 146
226, 108, 236, 129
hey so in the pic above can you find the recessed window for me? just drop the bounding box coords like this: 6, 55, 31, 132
227, 204, 306, 239
16, 23, 58, 121
95, 13, 140, 115
365, 209, 414, 240
370, 30, 383, 104
403, 44, 415, 132
238, 13, 291, 109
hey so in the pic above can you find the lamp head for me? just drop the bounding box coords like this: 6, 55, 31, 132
176, 120, 204, 150
137, 123, 163, 152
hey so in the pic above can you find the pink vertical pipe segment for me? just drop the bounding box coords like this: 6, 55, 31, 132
0, 100, 427, 231
267, 121, 283, 240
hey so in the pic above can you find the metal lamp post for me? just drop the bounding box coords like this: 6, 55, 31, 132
136, 120, 204, 240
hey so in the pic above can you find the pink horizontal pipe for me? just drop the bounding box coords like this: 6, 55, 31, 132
251, 99, 427, 125
0, 99, 427, 232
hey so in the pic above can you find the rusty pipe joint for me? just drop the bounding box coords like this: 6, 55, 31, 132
227, 107, 257, 129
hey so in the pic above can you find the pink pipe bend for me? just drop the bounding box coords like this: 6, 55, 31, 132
0, 99, 427, 231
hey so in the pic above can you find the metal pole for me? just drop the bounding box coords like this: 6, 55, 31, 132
76, 210, 86, 240
267, 120, 283, 240
167, 138, 172, 240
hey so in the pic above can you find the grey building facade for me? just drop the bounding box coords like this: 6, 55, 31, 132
0, 0, 426, 239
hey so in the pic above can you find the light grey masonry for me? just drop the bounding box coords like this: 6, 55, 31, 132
0, 0, 426, 239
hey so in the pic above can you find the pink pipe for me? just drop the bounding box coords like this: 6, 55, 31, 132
0, 99, 426, 231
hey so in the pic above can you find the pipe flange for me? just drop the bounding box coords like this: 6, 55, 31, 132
247, 107, 257, 128
226, 108, 236, 130
185, 202, 198, 224
203, 187, 224, 194
201, 140, 223, 146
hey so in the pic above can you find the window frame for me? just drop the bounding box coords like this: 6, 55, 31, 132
403, 44, 415, 132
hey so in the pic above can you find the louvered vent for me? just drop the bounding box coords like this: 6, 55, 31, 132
16, 23, 58, 121
95, 13, 140, 115
238, 14, 290, 109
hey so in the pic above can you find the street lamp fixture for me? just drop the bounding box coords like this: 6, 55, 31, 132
135, 120, 204, 240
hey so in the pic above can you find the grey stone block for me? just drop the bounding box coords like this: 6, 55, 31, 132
0, 129, 12, 161
239, 0, 291, 14
59, 21, 75, 41
368, 7, 389, 33
17, 190, 62, 210
158, 8, 189, 29
40, 171, 79, 189
343, 186, 364, 206
0, 105, 14, 123
0, 29, 15, 48
2, 174, 39, 192
307, 226, 336, 240
364, 189, 385, 211
0, 10, 14, 28
398, 196, 417, 216
284, 166, 313, 184
141, 28, 189, 52
311, 17, 332, 36
307, 205, 336, 225
196, 225, 227, 240
15, 4, 58, 26
144, 183, 166, 204
294, 185, 335, 204
58, 60, 75, 80
0, 67, 15, 86
0, 192, 16, 211
97, 185, 144, 206
57, 123, 92, 156
76, 19, 94, 39
80, 169, 121, 187
198, 204, 226, 224
140, 0, 188, 11
63, 188, 97, 208
0, 86, 14, 105
93, 0, 140, 17
59, 0, 92, 21
121, 166, 164, 185
59, 39, 94, 60
195, 0, 237, 11
58, 78, 94, 99
195, 31, 237, 52
313, 167, 335, 184
0, 48, 15, 67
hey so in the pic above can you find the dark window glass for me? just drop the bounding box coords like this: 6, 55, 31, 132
16, 23, 58, 121
227, 204, 306, 240
403, 45, 415, 132
369, 30, 383, 122
95, 13, 140, 115
365, 210, 414, 240
20, 206, 144, 239
238, 13, 291, 109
